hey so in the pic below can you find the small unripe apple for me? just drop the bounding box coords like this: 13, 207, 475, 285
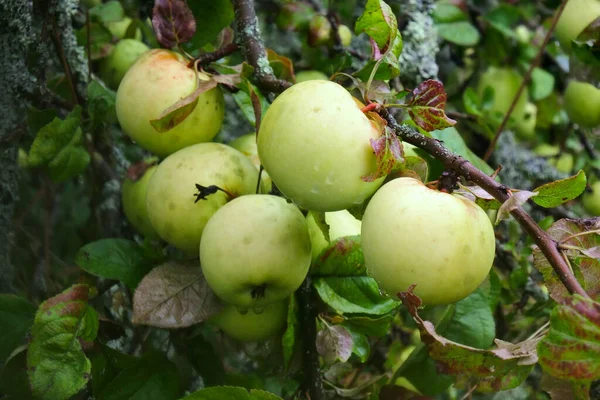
477, 67, 528, 126
99, 39, 149, 89
146, 143, 259, 254
122, 163, 158, 238
295, 70, 329, 83
200, 195, 311, 308
553, 153, 574, 173
583, 181, 600, 215
208, 300, 288, 342
336, 25, 352, 47
515, 102, 537, 140
229, 133, 272, 193
116, 49, 225, 157
258, 80, 384, 211
106, 17, 142, 41
361, 177, 495, 306
533, 144, 560, 157
564, 81, 600, 128
308, 15, 332, 46
554, 0, 600, 51
306, 210, 362, 260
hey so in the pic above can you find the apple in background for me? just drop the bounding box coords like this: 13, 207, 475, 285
361, 177, 495, 306
515, 102, 538, 140
146, 143, 260, 254
208, 300, 288, 342
122, 162, 158, 239
116, 49, 225, 157
258, 80, 385, 212
229, 133, 272, 193
554, 0, 600, 51
106, 17, 142, 41
583, 181, 600, 216
563, 81, 600, 128
200, 195, 311, 308
99, 39, 149, 89
336, 25, 352, 47
295, 70, 329, 83
477, 67, 528, 126
306, 210, 362, 261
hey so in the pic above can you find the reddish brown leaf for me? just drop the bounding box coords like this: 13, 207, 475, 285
538, 295, 600, 391
533, 218, 600, 302
361, 126, 404, 182
152, 0, 196, 49
399, 288, 538, 393
407, 80, 456, 132
316, 323, 353, 364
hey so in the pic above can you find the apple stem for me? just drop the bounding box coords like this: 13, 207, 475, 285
250, 284, 266, 300
437, 170, 460, 194
193, 184, 234, 203
360, 103, 380, 113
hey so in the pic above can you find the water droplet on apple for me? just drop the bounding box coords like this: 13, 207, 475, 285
252, 306, 265, 314
236, 306, 249, 315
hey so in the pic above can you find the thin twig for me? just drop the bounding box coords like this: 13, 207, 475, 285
187, 43, 239, 68
51, 17, 81, 106
483, 0, 570, 161
231, 0, 292, 93
378, 107, 590, 299
86, 10, 91, 83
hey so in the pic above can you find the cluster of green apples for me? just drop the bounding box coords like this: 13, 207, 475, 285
118, 67, 497, 341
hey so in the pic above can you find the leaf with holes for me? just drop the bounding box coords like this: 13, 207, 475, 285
538, 294, 600, 394
495, 190, 538, 223
132, 262, 223, 328
399, 290, 538, 393
152, 0, 196, 48
533, 218, 600, 302
361, 126, 404, 182
407, 80, 456, 132
532, 170, 587, 208
27, 284, 99, 400
316, 323, 353, 365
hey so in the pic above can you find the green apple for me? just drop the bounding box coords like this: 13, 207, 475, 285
555, 0, 600, 51
515, 102, 537, 140
258, 80, 385, 211
208, 300, 288, 342
122, 163, 158, 239
361, 177, 495, 306
229, 133, 272, 193
336, 25, 352, 47
99, 39, 149, 89
106, 17, 142, 41
116, 49, 225, 157
146, 143, 259, 254
306, 210, 362, 260
200, 195, 311, 308
583, 181, 600, 215
533, 143, 560, 157
564, 81, 600, 128
295, 70, 329, 83
308, 15, 332, 46
478, 67, 528, 126
553, 153, 574, 173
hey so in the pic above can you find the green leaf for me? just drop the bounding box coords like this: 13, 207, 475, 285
0, 295, 35, 364
90, 345, 138, 396
462, 87, 482, 117
97, 352, 181, 400
28, 106, 83, 167
533, 218, 600, 302
232, 78, 270, 126
76, 23, 114, 60
344, 324, 370, 362
355, 0, 398, 52
180, 386, 282, 400
282, 294, 300, 370
27, 107, 58, 135
529, 67, 555, 101
354, 33, 403, 81
433, 4, 468, 23
343, 313, 394, 337
90, 1, 124, 24
482, 4, 520, 39
443, 286, 496, 350
538, 295, 600, 389
27, 284, 98, 400
397, 345, 454, 396
431, 127, 494, 175
75, 239, 156, 289
436, 22, 480, 46
184, 0, 235, 50
172, 328, 226, 386
47, 141, 91, 182
88, 80, 116, 129
0, 349, 33, 398
532, 170, 587, 208
314, 276, 399, 315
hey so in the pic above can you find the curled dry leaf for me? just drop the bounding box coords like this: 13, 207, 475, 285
495, 190, 538, 224
132, 261, 223, 328
152, 0, 196, 49
316, 323, 354, 365
399, 289, 538, 393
